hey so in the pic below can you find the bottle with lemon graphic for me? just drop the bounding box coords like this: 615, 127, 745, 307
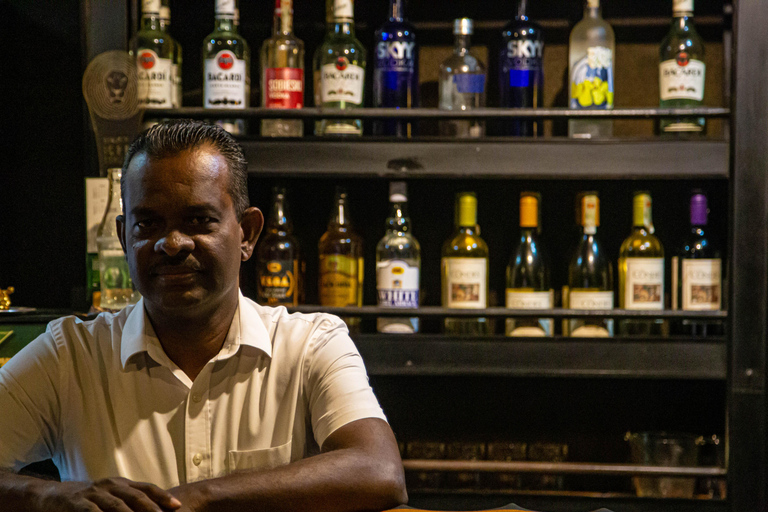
568, 0, 615, 139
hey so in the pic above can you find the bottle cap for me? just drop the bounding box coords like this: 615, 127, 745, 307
673, 0, 694, 15
690, 193, 708, 226
389, 181, 407, 203
633, 191, 653, 230
142, 0, 161, 15
457, 192, 477, 227
454, 18, 473, 36
581, 193, 600, 232
520, 193, 539, 228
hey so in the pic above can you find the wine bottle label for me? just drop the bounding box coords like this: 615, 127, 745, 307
377, 260, 419, 308
257, 259, 299, 306
660, 58, 705, 101
570, 47, 614, 109
142, 0, 161, 14
682, 258, 721, 310
502, 38, 544, 88
136, 49, 173, 107
320, 60, 364, 105
505, 290, 552, 309
442, 258, 487, 309
453, 74, 486, 94
569, 291, 614, 309
624, 258, 664, 310
333, 0, 354, 20
264, 68, 304, 109
319, 255, 362, 307
204, 50, 247, 109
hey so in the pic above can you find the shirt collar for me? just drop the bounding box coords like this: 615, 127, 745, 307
120, 292, 272, 369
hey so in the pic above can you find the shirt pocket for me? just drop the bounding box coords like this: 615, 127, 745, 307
228, 439, 293, 473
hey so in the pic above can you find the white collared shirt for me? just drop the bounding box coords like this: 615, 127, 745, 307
0, 293, 386, 489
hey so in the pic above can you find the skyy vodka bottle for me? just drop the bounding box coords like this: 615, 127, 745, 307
500, 0, 544, 136
373, 0, 418, 137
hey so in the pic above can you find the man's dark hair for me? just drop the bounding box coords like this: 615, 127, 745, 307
122, 119, 249, 218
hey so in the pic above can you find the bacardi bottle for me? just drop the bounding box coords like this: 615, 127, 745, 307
261, 0, 305, 137
439, 19, 487, 138
500, 0, 543, 136
376, 182, 421, 333
659, 0, 706, 134
159, 0, 182, 108
129, 0, 178, 109
314, 0, 367, 136
373, 0, 418, 137
568, 0, 615, 139
203, 0, 250, 135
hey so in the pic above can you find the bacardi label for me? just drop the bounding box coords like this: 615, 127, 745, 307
660, 57, 705, 101
442, 257, 486, 309
569, 291, 614, 310
264, 68, 303, 109
502, 38, 544, 88
570, 47, 614, 109
319, 254, 362, 307
257, 259, 299, 306
682, 258, 721, 310
624, 258, 664, 310
321, 59, 364, 105
136, 49, 173, 107
204, 50, 247, 109
377, 260, 419, 308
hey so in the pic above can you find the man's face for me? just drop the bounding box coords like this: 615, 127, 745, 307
118, 145, 258, 317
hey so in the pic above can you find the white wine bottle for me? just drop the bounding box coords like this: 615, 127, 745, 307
566, 192, 614, 336
619, 191, 667, 335
442, 192, 490, 335
505, 192, 553, 336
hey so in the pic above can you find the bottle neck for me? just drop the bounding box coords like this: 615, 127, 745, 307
215, 16, 238, 33
141, 14, 162, 32
106, 172, 123, 216
330, 199, 351, 229
454, 34, 471, 54
330, 20, 354, 35
273, 1, 294, 35
673, 13, 693, 30
517, 0, 528, 20
585, 1, 602, 18
387, 202, 410, 233
268, 195, 291, 232
389, 0, 404, 21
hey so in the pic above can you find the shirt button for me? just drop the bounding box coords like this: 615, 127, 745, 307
192, 393, 202, 403
192, 453, 203, 466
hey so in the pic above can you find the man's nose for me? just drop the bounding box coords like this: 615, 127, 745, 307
155, 230, 194, 256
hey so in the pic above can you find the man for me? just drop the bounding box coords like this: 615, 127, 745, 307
0, 120, 408, 511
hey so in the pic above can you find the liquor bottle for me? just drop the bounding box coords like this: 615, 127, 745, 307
442, 192, 490, 334
129, 0, 178, 110
659, 0, 706, 134
618, 192, 666, 335
505, 192, 553, 336
261, 0, 305, 137
373, 0, 419, 137
376, 182, 421, 333
439, 19, 487, 138
97, 169, 140, 311
159, 0, 182, 108
500, 0, 544, 136
672, 192, 722, 335
313, 0, 367, 136
568, 0, 615, 139
203, 0, 250, 135
255, 186, 303, 306
319, 187, 364, 332
566, 192, 614, 337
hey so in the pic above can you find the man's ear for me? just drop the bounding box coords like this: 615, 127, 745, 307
240, 207, 264, 261
116, 215, 128, 253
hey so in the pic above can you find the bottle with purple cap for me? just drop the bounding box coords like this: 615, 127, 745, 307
674, 192, 722, 313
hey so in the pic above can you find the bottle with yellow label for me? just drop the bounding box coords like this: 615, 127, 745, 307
505, 192, 553, 336
319, 186, 364, 331
618, 191, 667, 335
255, 186, 303, 306
441, 192, 490, 335
566, 192, 614, 336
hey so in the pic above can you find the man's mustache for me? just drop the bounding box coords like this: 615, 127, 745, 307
149, 258, 203, 275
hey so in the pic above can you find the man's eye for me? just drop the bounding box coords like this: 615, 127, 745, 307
190, 217, 214, 225
135, 220, 155, 229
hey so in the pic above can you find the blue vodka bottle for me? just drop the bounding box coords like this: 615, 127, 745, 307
373, 0, 419, 137
500, 0, 544, 136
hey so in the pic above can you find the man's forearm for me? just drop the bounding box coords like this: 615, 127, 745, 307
171, 419, 408, 512
0, 469, 54, 512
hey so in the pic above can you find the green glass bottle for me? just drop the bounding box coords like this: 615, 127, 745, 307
441, 192, 490, 335
313, 0, 367, 136
129, 0, 177, 110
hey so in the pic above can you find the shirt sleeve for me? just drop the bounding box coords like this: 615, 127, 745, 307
304, 316, 387, 448
0, 326, 64, 471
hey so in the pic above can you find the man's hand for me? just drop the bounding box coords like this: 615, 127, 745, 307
37, 477, 182, 512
